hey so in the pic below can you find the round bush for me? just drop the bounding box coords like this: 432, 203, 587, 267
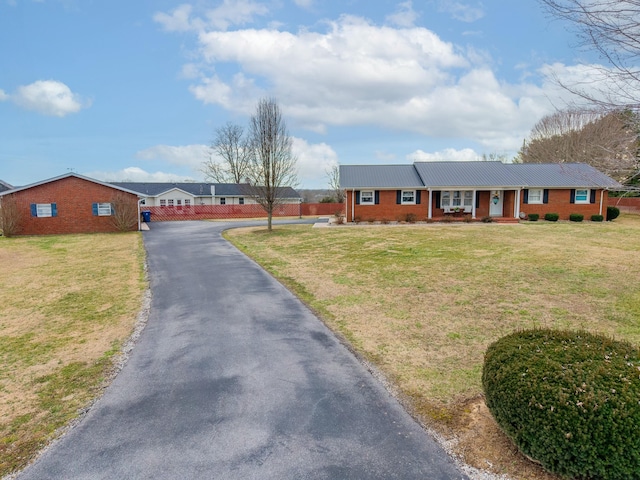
544, 213, 559, 222
591, 214, 604, 222
528, 213, 539, 221
569, 213, 584, 222
483, 329, 640, 480
607, 206, 620, 221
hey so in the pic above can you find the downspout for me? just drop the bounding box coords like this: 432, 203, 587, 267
351, 188, 355, 223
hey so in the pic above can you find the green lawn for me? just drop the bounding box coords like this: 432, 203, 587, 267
0, 233, 146, 477
225, 215, 640, 479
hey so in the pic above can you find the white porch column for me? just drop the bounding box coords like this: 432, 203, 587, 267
472, 189, 477, 219
428, 189, 433, 219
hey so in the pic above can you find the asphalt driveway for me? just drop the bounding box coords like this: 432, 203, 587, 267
17, 220, 467, 480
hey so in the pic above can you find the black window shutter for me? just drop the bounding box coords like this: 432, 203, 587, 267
416, 190, 421, 204
374, 191, 380, 204
543, 189, 549, 204
355, 191, 360, 205
396, 190, 401, 204
475, 191, 480, 208
590, 189, 596, 204
523, 189, 529, 204
435, 191, 441, 208
570, 189, 576, 204
31, 204, 37, 217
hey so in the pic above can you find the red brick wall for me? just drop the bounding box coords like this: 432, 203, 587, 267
301, 203, 345, 216
345, 188, 609, 222
519, 189, 608, 220
611, 197, 640, 213
8, 176, 139, 235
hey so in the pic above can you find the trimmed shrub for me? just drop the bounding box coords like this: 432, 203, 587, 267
481, 216, 493, 223
544, 213, 559, 222
483, 329, 640, 480
405, 213, 417, 223
591, 214, 604, 222
527, 213, 539, 222
569, 213, 584, 222
607, 206, 620, 221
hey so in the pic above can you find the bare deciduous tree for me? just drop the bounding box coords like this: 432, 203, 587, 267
202, 122, 251, 184
0, 194, 22, 237
519, 108, 639, 183
540, 0, 640, 109
110, 192, 139, 232
326, 164, 345, 203
245, 98, 298, 232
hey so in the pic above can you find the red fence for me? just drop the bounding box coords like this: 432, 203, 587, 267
300, 203, 345, 216
142, 203, 346, 222
610, 197, 640, 214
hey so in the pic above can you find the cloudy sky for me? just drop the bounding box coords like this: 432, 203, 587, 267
0, 0, 599, 188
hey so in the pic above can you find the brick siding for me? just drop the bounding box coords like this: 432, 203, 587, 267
6, 176, 139, 235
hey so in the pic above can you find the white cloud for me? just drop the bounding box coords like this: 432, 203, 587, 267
438, 1, 485, 23
12, 80, 89, 117
291, 137, 339, 187
135, 144, 210, 169
408, 147, 481, 162
293, 0, 314, 8
386, 1, 419, 28
87, 166, 197, 183
154, 0, 268, 32
0, 89, 8, 101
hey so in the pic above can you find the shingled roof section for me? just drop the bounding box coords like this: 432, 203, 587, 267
339, 165, 424, 189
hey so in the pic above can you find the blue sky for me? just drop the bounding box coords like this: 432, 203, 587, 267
0, 0, 601, 188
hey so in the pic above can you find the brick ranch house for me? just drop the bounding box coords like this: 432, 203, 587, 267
0, 173, 142, 235
339, 162, 622, 223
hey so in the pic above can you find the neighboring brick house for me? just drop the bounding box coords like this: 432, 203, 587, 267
0, 173, 142, 235
340, 162, 622, 222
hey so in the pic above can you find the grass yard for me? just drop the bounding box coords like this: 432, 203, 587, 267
0, 233, 146, 477
225, 214, 640, 480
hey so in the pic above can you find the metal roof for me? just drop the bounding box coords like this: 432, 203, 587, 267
339, 165, 424, 188
507, 163, 623, 189
339, 162, 623, 190
414, 161, 524, 188
0, 173, 143, 197
0, 180, 13, 193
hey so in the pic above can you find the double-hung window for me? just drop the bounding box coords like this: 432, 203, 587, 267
220, 198, 226, 205
528, 189, 543, 204
36, 203, 53, 217
575, 189, 589, 203
184, 199, 191, 207
441, 191, 451, 208
168, 199, 175, 207
441, 191, 471, 211
360, 191, 374, 205
96, 203, 112, 216
239, 198, 245, 205
401, 190, 415, 205
160, 199, 166, 207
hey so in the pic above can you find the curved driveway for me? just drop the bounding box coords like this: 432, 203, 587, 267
18, 220, 467, 480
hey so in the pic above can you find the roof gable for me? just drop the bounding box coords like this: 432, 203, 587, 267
0, 173, 142, 197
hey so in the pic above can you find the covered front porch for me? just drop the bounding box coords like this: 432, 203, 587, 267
426, 189, 522, 220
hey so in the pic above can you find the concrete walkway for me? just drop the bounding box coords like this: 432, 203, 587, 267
17, 220, 467, 480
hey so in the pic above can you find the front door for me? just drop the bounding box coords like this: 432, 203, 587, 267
489, 190, 503, 217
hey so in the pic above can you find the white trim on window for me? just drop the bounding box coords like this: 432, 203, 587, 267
36, 204, 52, 217
160, 199, 166, 207
575, 189, 589, 203
528, 189, 543, 204
97, 203, 112, 216
360, 190, 374, 205
401, 190, 415, 205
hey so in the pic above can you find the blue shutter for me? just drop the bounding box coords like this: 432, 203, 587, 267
355, 191, 360, 205
590, 190, 596, 204
31, 204, 37, 217
374, 191, 380, 205
396, 190, 401, 204
435, 191, 441, 208
543, 189, 549, 204
523, 189, 529, 204
92, 203, 98, 216
570, 189, 576, 204
51, 203, 57, 217
416, 190, 421, 204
